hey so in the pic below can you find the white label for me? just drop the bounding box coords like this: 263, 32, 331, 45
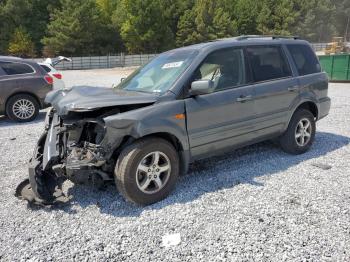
162, 61, 184, 69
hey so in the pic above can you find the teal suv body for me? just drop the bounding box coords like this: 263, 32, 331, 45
17, 36, 330, 206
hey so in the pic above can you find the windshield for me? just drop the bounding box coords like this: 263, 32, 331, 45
117, 49, 198, 94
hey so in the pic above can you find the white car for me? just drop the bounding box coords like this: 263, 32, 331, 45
38, 56, 71, 90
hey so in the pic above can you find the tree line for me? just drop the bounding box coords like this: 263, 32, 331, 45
0, 0, 349, 57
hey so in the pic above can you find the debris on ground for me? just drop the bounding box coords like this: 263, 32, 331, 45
162, 233, 181, 248
311, 162, 333, 170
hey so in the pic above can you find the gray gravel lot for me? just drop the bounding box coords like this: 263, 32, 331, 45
0, 70, 350, 261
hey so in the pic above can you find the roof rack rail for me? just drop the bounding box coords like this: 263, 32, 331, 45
236, 35, 300, 41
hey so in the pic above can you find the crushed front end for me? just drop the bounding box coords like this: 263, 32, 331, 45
15, 86, 158, 205
16, 108, 115, 205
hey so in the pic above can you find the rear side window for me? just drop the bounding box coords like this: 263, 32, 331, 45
40, 65, 51, 73
40, 64, 51, 73
246, 46, 292, 82
287, 44, 321, 76
0, 62, 34, 75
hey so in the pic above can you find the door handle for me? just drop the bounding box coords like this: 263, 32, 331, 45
288, 86, 299, 92
236, 95, 253, 102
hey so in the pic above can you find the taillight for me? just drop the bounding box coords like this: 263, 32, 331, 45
52, 73, 62, 79
44, 75, 53, 85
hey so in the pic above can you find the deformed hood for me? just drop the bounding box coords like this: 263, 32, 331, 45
45, 86, 159, 115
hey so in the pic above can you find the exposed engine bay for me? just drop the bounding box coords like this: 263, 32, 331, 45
15, 103, 148, 205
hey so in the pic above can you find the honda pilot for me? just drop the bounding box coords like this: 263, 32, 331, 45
17, 36, 331, 206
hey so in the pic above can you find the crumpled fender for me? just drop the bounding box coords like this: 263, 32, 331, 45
102, 100, 189, 153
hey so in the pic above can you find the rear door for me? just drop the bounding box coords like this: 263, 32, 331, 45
0, 61, 37, 111
285, 44, 327, 108
0, 61, 23, 112
246, 45, 299, 137
0, 65, 8, 112
185, 47, 257, 159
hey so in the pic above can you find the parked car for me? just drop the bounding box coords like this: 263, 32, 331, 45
0, 56, 53, 122
38, 56, 71, 90
16, 36, 330, 206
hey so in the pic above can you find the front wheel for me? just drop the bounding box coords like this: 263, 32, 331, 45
114, 138, 179, 205
279, 109, 316, 154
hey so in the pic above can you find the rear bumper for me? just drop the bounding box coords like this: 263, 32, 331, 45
317, 97, 331, 120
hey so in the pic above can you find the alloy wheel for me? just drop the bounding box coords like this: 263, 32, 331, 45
295, 118, 312, 147
12, 99, 35, 120
136, 151, 171, 194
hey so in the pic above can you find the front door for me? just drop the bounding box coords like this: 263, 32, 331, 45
185, 47, 256, 160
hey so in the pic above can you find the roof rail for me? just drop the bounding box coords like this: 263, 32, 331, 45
235, 35, 300, 41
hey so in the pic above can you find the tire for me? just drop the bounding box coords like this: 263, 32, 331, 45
6, 94, 39, 122
114, 137, 179, 205
280, 109, 316, 154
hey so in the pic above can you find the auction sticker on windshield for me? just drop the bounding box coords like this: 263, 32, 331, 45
162, 61, 184, 69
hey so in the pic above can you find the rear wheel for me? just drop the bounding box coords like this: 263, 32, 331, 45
280, 109, 316, 154
114, 138, 179, 205
6, 94, 39, 122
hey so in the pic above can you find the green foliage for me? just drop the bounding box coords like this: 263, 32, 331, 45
256, 0, 298, 36
176, 0, 236, 46
96, 0, 119, 17
332, 0, 350, 40
42, 0, 120, 56
0, 0, 348, 56
0, 0, 32, 54
113, 0, 175, 53
233, 0, 259, 35
292, 0, 337, 42
8, 27, 35, 57
0, 0, 56, 55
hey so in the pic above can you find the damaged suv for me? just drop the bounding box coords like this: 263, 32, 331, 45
17, 36, 330, 206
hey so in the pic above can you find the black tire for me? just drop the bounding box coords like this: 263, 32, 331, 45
6, 94, 39, 122
280, 109, 316, 154
114, 137, 179, 205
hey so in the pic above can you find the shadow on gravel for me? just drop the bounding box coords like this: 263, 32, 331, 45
34, 131, 350, 217
0, 111, 46, 127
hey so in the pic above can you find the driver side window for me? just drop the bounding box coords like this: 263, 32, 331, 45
193, 48, 246, 92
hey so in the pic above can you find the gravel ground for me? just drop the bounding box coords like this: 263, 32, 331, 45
0, 72, 350, 261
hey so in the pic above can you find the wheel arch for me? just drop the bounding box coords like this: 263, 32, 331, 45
142, 132, 185, 152
113, 131, 190, 176
295, 101, 318, 119
284, 100, 318, 132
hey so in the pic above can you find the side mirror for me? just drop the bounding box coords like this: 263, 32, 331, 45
190, 80, 214, 96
